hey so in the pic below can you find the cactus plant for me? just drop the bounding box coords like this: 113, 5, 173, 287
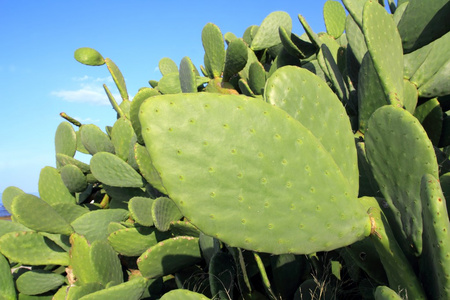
1, 1, 449, 299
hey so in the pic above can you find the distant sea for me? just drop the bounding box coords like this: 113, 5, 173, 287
0, 193, 10, 217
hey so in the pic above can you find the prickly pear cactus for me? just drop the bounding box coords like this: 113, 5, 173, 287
1, 1, 450, 299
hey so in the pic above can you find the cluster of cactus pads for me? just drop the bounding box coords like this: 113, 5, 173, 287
2, 0, 450, 299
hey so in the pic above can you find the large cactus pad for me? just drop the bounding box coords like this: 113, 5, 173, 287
139, 93, 370, 254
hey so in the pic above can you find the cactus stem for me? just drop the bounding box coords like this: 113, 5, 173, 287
253, 252, 277, 300
60, 112, 82, 127
103, 84, 125, 118
99, 194, 110, 209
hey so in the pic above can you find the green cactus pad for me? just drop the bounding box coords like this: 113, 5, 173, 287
38, 166, 76, 205
357, 53, 387, 133
374, 286, 404, 300
223, 38, 248, 82
297, 14, 321, 48
50, 202, 88, 223
365, 105, 439, 255
179, 56, 197, 93
77, 276, 147, 300
202, 23, 225, 78
56, 153, 90, 173
345, 14, 367, 65
0, 220, 31, 238
159, 57, 178, 76
134, 143, 166, 193
137, 236, 202, 278
79, 124, 115, 155
323, 1, 346, 38
158, 72, 182, 94
264, 66, 358, 199
419, 174, 450, 299
130, 88, 160, 144
105, 58, 128, 101
74, 47, 105, 66
139, 93, 370, 254
404, 31, 450, 98
1, 185, 24, 214
111, 117, 135, 161
403, 79, 418, 114
414, 98, 443, 146
248, 62, 266, 95
69, 233, 123, 286
128, 196, 154, 226
11, 193, 74, 235
90, 152, 144, 188
209, 252, 236, 299
55, 121, 77, 158
160, 289, 211, 300
64, 283, 103, 300
238, 79, 255, 97
368, 206, 426, 299
70, 209, 129, 243
242, 25, 259, 46
16, 270, 65, 295
0, 231, 69, 265
169, 220, 201, 237
362, 0, 404, 107
319, 44, 351, 111
251, 11, 292, 51
396, 0, 450, 53
60, 164, 88, 193
152, 197, 183, 232
0, 253, 16, 300
342, 0, 367, 29
90, 240, 123, 286
108, 226, 170, 257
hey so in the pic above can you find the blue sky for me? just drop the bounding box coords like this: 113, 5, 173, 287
0, 0, 328, 194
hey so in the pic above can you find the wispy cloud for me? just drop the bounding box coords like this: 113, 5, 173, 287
51, 76, 119, 106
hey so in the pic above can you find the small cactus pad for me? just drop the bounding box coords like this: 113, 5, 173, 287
60, 164, 88, 193
76, 277, 148, 300
108, 226, 171, 257
419, 174, 450, 299
128, 196, 155, 226
251, 11, 292, 51
90, 152, 145, 188
0, 231, 69, 266
365, 105, 439, 255
69, 233, 123, 286
111, 117, 135, 161
159, 57, 178, 76
16, 270, 65, 296
137, 236, 202, 278
362, 0, 404, 107
38, 166, 76, 205
105, 58, 128, 101
134, 143, 167, 193
152, 197, 183, 232
79, 124, 115, 155
160, 289, 211, 300
139, 93, 370, 254
223, 38, 248, 82
70, 209, 129, 243
1, 185, 24, 214
323, 1, 346, 38
74, 47, 105, 66
11, 193, 74, 235
55, 121, 77, 158
374, 286, 404, 300
202, 23, 225, 78
0, 253, 16, 299
179, 56, 197, 93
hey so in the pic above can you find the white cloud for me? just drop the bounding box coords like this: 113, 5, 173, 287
51, 76, 120, 106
